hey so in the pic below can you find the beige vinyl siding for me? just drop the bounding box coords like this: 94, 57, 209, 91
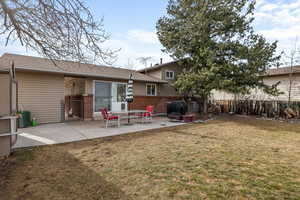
262, 75, 300, 101
133, 82, 147, 96
17, 72, 64, 123
134, 82, 179, 96
145, 69, 162, 79
211, 74, 300, 101
0, 73, 10, 116
161, 65, 181, 81
144, 63, 183, 97
146, 67, 182, 97
159, 83, 179, 96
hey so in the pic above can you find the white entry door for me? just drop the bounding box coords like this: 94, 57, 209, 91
111, 83, 127, 112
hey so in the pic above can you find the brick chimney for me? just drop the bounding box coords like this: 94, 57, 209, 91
160, 58, 163, 64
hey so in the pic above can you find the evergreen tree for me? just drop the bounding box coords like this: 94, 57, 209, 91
157, 0, 280, 113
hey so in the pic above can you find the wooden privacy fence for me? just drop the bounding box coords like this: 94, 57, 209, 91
214, 100, 300, 118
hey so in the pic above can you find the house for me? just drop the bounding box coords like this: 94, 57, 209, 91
0, 53, 183, 124
139, 59, 300, 102
2, 52, 294, 124
138, 60, 182, 97
212, 66, 300, 101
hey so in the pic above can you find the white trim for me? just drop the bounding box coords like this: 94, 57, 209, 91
93, 80, 127, 114
165, 70, 175, 80
146, 83, 157, 96
115, 82, 127, 103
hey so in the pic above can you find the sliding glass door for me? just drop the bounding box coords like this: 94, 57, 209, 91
111, 83, 127, 111
94, 81, 127, 112
94, 82, 112, 112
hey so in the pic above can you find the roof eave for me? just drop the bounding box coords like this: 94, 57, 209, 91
14, 67, 167, 83
262, 71, 300, 77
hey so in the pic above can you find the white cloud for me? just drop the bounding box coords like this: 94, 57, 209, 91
103, 37, 172, 70
259, 3, 278, 12
281, 0, 300, 9
0, 28, 170, 69
126, 29, 159, 45
0, 42, 37, 57
257, 27, 300, 40
254, 0, 300, 64
0, 30, 172, 69
101, 29, 173, 69
8, 0, 299, 69
255, 0, 266, 7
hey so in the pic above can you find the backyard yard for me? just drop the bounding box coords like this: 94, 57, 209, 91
1, 115, 300, 199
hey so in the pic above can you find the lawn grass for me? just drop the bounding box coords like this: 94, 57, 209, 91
1, 116, 300, 199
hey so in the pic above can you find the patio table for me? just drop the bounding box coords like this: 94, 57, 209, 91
110, 110, 147, 125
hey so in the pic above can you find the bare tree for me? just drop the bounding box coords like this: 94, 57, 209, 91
124, 58, 137, 70
136, 56, 153, 74
282, 38, 300, 107
137, 56, 153, 67
0, 0, 117, 64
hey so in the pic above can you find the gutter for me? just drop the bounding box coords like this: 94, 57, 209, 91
0, 68, 9, 73
261, 72, 300, 77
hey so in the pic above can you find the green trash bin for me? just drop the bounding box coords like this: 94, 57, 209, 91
18, 111, 31, 128
18, 113, 25, 128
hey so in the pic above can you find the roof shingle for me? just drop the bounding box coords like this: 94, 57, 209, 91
0, 53, 167, 83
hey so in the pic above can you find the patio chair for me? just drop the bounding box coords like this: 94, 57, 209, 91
100, 108, 120, 128
141, 105, 154, 123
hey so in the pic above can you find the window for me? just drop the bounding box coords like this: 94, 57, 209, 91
165, 70, 175, 79
146, 84, 156, 96
94, 82, 111, 112
117, 83, 127, 102
112, 83, 126, 102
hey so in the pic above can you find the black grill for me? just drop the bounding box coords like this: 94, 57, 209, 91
167, 101, 187, 120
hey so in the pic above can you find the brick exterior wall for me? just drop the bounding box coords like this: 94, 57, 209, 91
81, 95, 183, 120
82, 94, 93, 120
131, 96, 183, 113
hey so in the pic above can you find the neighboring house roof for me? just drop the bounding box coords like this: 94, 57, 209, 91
139, 59, 300, 78
0, 53, 167, 83
263, 65, 300, 76
138, 60, 179, 73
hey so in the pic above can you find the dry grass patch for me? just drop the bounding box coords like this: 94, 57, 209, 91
1, 116, 300, 199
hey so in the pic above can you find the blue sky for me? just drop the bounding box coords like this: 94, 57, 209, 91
1, 0, 300, 69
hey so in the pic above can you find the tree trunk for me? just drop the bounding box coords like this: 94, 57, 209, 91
234, 93, 237, 113
288, 73, 292, 108
288, 57, 294, 108
195, 96, 208, 114
202, 96, 208, 115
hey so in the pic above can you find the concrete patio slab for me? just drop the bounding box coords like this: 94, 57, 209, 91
13, 117, 185, 148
